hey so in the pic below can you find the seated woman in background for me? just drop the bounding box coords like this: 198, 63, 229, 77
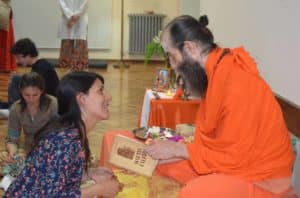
5, 72, 57, 158
4, 71, 122, 197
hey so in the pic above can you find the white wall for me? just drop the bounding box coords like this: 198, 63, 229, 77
11, 0, 120, 60
12, 0, 112, 49
199, 0, 300, 105
179, 0, 200, 18
11, 0, 181, 60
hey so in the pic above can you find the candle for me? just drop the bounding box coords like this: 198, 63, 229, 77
166, 90, 172, 96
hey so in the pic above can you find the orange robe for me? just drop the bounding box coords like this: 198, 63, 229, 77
156, 47, 295, 197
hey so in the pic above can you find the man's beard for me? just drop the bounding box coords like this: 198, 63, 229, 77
176, 56, 208, 98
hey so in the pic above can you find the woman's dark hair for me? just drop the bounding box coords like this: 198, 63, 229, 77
165, 15, 217, 54
34, 71, 104, 171
10, 38, 39, 57
19, 72, 50, 112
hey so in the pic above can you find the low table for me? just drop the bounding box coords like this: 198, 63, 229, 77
139, 89, 201, 129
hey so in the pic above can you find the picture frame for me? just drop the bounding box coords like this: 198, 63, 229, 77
153, 68, 169, 91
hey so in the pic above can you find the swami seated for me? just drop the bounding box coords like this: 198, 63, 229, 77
145, 15, 299, 198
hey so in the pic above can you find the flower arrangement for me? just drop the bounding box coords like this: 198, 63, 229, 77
144, 31, 177, 88
144, 31, 168, 66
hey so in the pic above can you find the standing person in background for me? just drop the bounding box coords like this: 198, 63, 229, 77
58, 0, 89, 71
0, 0, 17, 72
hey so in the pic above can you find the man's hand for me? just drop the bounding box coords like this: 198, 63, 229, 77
145, 140, 189, 160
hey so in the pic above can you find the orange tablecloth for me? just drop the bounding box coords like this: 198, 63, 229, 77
147, 99, 201, 129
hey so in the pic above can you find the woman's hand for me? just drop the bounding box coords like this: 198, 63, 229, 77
91, 167, 123, 198
67, 20, 75, 29
71, 14, 80, 22
6, 143, 17, 161
97, 178, 123, 198
145, 140, 189, 160
67, 20, 73, 28
81, 174, 123, 198
67, 15, 80, 29
90, 167, 114, 183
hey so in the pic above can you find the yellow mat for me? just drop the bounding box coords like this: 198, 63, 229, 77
115, 170, 180, 198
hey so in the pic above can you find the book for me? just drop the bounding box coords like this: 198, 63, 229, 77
109, 135, 158, 177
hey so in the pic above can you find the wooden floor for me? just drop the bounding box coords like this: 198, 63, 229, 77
0, 61, 160, 164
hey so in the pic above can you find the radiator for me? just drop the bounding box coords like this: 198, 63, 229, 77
128, 14, 165, 55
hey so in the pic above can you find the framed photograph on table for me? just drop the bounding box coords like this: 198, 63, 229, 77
153, 68, 169, 92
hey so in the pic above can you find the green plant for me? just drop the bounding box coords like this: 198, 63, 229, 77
144, 31, 177, 88
144, 31, 168, 66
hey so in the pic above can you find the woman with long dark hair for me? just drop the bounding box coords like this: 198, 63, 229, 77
5, 72, 57, 158
4, 71, 122, 197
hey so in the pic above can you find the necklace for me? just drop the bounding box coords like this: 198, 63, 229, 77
27, 108, 37, 123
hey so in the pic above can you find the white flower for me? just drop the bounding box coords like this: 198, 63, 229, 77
152, 31, 162, 44
148, 126, 160, 135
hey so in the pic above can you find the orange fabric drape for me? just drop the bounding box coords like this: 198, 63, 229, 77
0, 10, 17, 72
179, 174, 299, 198
155, 47, 295, 196
172, 88, 184, 100
148, 99, 201, 129
187, 47, 294, 182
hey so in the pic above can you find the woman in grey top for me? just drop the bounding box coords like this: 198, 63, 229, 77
5, 72, 57, 158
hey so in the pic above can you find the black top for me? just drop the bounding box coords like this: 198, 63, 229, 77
31, 59, 59, 96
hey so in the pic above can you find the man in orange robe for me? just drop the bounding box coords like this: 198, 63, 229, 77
145, 15, 298, 197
